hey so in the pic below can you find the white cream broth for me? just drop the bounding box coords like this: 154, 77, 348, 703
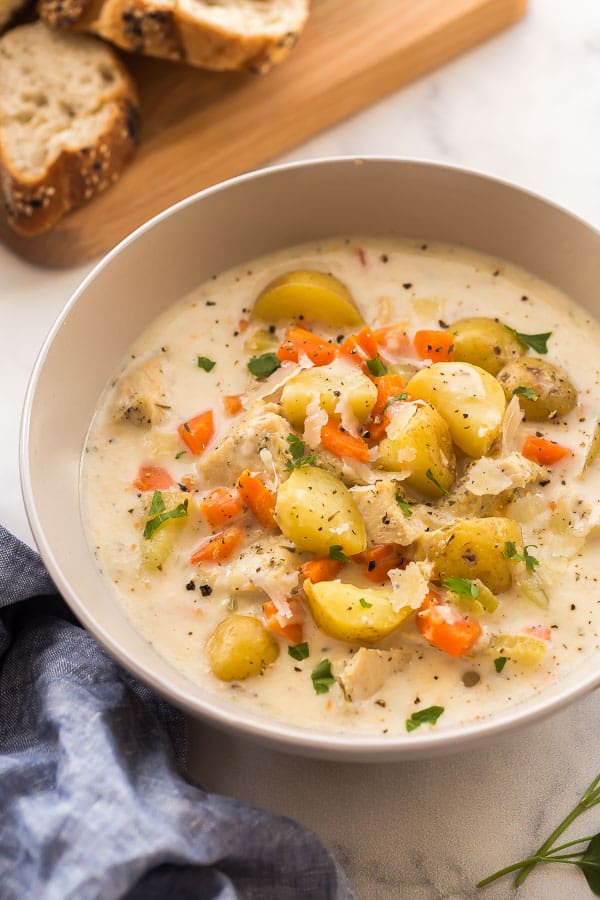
82, 238, 600, 737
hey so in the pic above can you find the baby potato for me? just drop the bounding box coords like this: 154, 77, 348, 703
487, 634, 547, 667
252, 270, 363, 326
275, 466, 366, 556
496, 357, 577, 421
378, 403, 456, 498
406, 362, 506, 458
206, 615, 279, 681
451, 316, 524, 375
303, 579, 413, 644
415, 516, 523, 594
141, 490, 189, 570
281, 363, 377, 428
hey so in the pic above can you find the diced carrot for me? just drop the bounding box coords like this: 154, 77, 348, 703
356, 544, 407, 584
200, 487, 244, 528
222, 394, 245, 416
300, 557, 344, 583
238, 470, 278, 531
133, 464, 175, 492
524, 625, 552, 642
373, 323, 413, 357
417, 592, 482, 658
178, 410, 214, 456
522, 435, 572, 466
413, 329, 454, 362
340, 326, 379, 366
190, 525, 244, 564
276, 327, 337, 367
238, 318, 250, 333
371, 374, 407, 418
263, 598, 304, 644
320, 417, 370, 463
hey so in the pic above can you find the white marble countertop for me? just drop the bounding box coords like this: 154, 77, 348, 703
2, 0, 600, 896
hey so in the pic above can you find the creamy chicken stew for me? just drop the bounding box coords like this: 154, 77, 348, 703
83, 238, 600, 736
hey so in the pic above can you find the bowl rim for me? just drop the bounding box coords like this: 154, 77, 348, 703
20, 155, 600, 760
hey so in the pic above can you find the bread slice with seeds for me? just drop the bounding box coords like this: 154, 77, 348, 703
0, 21, 140, 236
38, 0, 309, 73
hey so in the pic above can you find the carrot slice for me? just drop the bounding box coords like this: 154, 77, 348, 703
178, 410, 214, 456
276, 327, 337, 366
356, 544, 407, 584
200, 487, 244, 528
190, 525, 244, 564
373, 323, 413, 357
133, 465, 175, 492
522, 435, 571, 466
371, 374, 406, 418
320, 417, 370, 462
340, 326, 379, 366
417, 592, 481, 657
524, 625, 552, 642
238, 470, 278, 531
222, 394, 245, 416
263, 598, 304, 644
413, 330, 454, 362
300, 557, 344, 583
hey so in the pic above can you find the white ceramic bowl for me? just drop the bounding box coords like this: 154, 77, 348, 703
21, 158, 600, 761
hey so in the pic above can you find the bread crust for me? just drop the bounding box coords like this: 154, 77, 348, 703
0, 68, 140, 236
38, 0, 308, 72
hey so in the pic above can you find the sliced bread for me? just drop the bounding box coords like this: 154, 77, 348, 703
0, 21, 140, 236
38, 0, 309, 72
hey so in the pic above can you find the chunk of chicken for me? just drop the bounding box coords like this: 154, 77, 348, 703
338, 647, 409, 702
212, 535, 301, 605
197, 402, 291, 488
350, 478, 428, 545
112, 356, 168, 426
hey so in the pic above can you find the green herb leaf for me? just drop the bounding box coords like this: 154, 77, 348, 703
443, 577, 480, 599
426, 468, 450, 496
175, 450, 187, 460
505, 326, 552, 354
406, 705, 444, 732
359, 597, 373, 609
329, 545, 350, 563
503, 541, 540, 572
580, 833, 600, 894
513, 386, 538, 401
143, 498, 189, 540
366, 355, 388, 377
148, 490, 166, 517
247, 352, 281, 378
395, 492, 413, 517
197, 356, 216, 372
311, 658, 336, 694
288, 642, 310, 661
494, 656, 507, 673
285, 433, 316, 470
384, 393, 409, 409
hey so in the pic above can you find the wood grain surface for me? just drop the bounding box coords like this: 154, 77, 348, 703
1, 0, 528, 267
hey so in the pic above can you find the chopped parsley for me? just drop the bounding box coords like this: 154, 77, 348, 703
425, 468, 450, 495
288, 642, 310, 661
503, 541, 540, 572
505, 326, 552, 354
359, 597, 373, 609
329, 545, 350, 563
384, 393, 409, 409
494, 656, 508, 673
143, 490, 189, 539
197, 356, 216, 372
285, 433, 316, 470
366, 356, 388, 377
247, 352, 281, 378
395, 492, 413, 517
175, 450, 187, 460
311, 658, 336, 694
406, 705, 444, 732
443, 577, 480, 598
513, 386, 538, 401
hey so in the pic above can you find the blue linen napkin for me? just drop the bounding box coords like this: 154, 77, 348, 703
0, 524, 353, 900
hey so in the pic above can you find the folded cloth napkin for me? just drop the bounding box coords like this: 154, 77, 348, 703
0, 525, 353, 900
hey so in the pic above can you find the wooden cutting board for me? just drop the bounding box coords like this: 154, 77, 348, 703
1, 0, 528, 267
